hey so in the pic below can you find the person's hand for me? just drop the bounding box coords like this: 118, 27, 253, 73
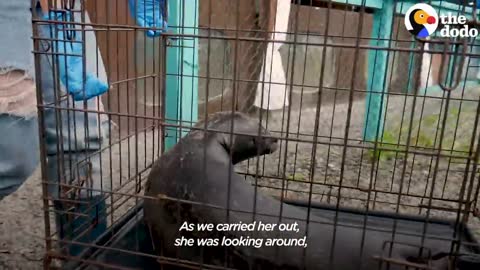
129, 0, 168, 38
45, 11, 109, 101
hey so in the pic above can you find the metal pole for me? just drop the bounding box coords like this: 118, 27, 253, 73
165, 0, 199, 149
363, 0, 394, 142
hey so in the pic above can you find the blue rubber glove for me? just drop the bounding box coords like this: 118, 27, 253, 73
44, 11, 109, 101
129, 0, 168, 37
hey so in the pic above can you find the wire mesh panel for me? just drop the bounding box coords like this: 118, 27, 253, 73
31, 0, 480, 269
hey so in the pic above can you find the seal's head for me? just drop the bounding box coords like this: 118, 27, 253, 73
192, 112, 278, 164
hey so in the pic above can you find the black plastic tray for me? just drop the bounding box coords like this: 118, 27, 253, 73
69, 199, 480, 270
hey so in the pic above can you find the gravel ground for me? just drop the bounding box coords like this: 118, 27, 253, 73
0, 167, 44, 270
2, 83, 480, 269
239, 82, 480, 239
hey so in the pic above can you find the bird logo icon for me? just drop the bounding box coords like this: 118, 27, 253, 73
405, 4, 439, 38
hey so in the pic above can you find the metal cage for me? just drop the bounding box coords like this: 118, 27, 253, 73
31, 0, 480, 269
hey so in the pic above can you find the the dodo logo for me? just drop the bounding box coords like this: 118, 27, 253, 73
404, 3, 439, 38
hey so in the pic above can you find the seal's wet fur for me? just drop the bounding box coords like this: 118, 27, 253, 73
144, 112, 465, 270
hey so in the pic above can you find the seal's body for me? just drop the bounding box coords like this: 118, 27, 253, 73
144, 112, 462, 270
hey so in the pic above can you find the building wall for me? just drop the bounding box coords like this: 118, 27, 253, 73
85, 1, 439, 133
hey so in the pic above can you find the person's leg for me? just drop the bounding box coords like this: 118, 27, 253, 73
0, 114, 39, 200
34, 6, 110, 257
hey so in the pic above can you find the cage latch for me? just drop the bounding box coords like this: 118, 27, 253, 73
438, 38, 468, 92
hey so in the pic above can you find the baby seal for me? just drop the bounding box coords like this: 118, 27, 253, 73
143, 112, 466, 270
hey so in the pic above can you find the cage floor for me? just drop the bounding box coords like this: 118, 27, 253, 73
70, 199, 479, 270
